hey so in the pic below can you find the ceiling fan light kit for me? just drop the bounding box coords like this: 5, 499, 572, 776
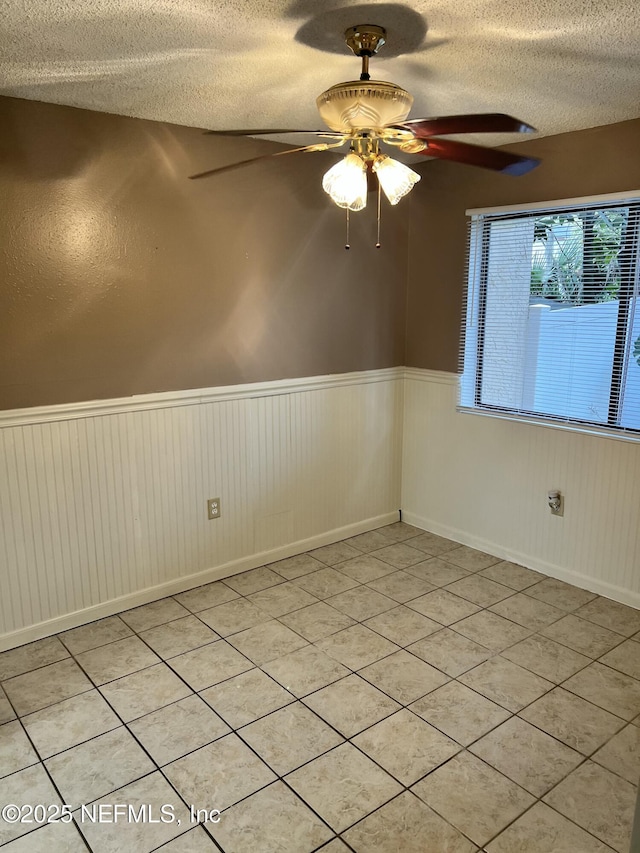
373, 156, 421, 205
322, 152, 368, 211
192, 24, 541, 247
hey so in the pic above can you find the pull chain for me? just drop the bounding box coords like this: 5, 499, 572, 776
345, 208, 350, 250
376, 180, 381, 248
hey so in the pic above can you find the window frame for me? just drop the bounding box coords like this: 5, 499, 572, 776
459, 190, 640, 443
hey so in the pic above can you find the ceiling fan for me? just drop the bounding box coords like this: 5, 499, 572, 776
190, 25, 540, 243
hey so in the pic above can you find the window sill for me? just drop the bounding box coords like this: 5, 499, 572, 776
456, 405, 640, 445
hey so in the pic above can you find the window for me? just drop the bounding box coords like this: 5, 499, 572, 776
460, 192, 640, 437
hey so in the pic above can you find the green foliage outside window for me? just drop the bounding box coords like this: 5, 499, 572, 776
530, 208, 627, 305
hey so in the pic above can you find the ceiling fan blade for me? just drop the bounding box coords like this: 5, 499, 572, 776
419, 137, 540, 175
189, 144, 328, 180
396, 113, 537, 137
204, 129, 338, 137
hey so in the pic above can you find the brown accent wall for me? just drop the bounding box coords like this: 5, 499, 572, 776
0, 97, 408, 410
3, 97, 639, 407
406, 118, 640, 372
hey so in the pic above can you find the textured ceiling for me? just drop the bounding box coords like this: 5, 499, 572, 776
2, 0, 639, 153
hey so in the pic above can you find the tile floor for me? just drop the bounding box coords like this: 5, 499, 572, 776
1, 522, 639, 852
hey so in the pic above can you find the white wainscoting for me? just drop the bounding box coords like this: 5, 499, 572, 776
0, 369, 403, 650
4, 365, 638, 651
401, 368, 640, 608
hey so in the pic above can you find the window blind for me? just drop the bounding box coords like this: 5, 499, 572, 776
459, 194, 640, 437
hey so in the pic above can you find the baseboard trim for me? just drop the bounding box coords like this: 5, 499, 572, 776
0, 511, 399, 652
401, 511, 640, 610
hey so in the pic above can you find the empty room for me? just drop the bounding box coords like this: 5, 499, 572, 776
1, 1, 640, 851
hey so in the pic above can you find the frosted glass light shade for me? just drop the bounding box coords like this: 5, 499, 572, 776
322, 153, 367, 211
317, 81, 413, 131
373, 156, 421, 205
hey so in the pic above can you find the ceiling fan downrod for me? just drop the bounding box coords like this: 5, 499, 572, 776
344, 25, 387, 81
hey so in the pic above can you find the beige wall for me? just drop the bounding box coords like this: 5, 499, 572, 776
406, 118, 640, 372
0, 96, 408, 410
3, 96, 639, 408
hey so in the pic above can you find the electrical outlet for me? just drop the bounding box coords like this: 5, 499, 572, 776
207, 498, 221, 520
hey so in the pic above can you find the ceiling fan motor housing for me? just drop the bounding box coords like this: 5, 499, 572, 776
316, 81, 413, 132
